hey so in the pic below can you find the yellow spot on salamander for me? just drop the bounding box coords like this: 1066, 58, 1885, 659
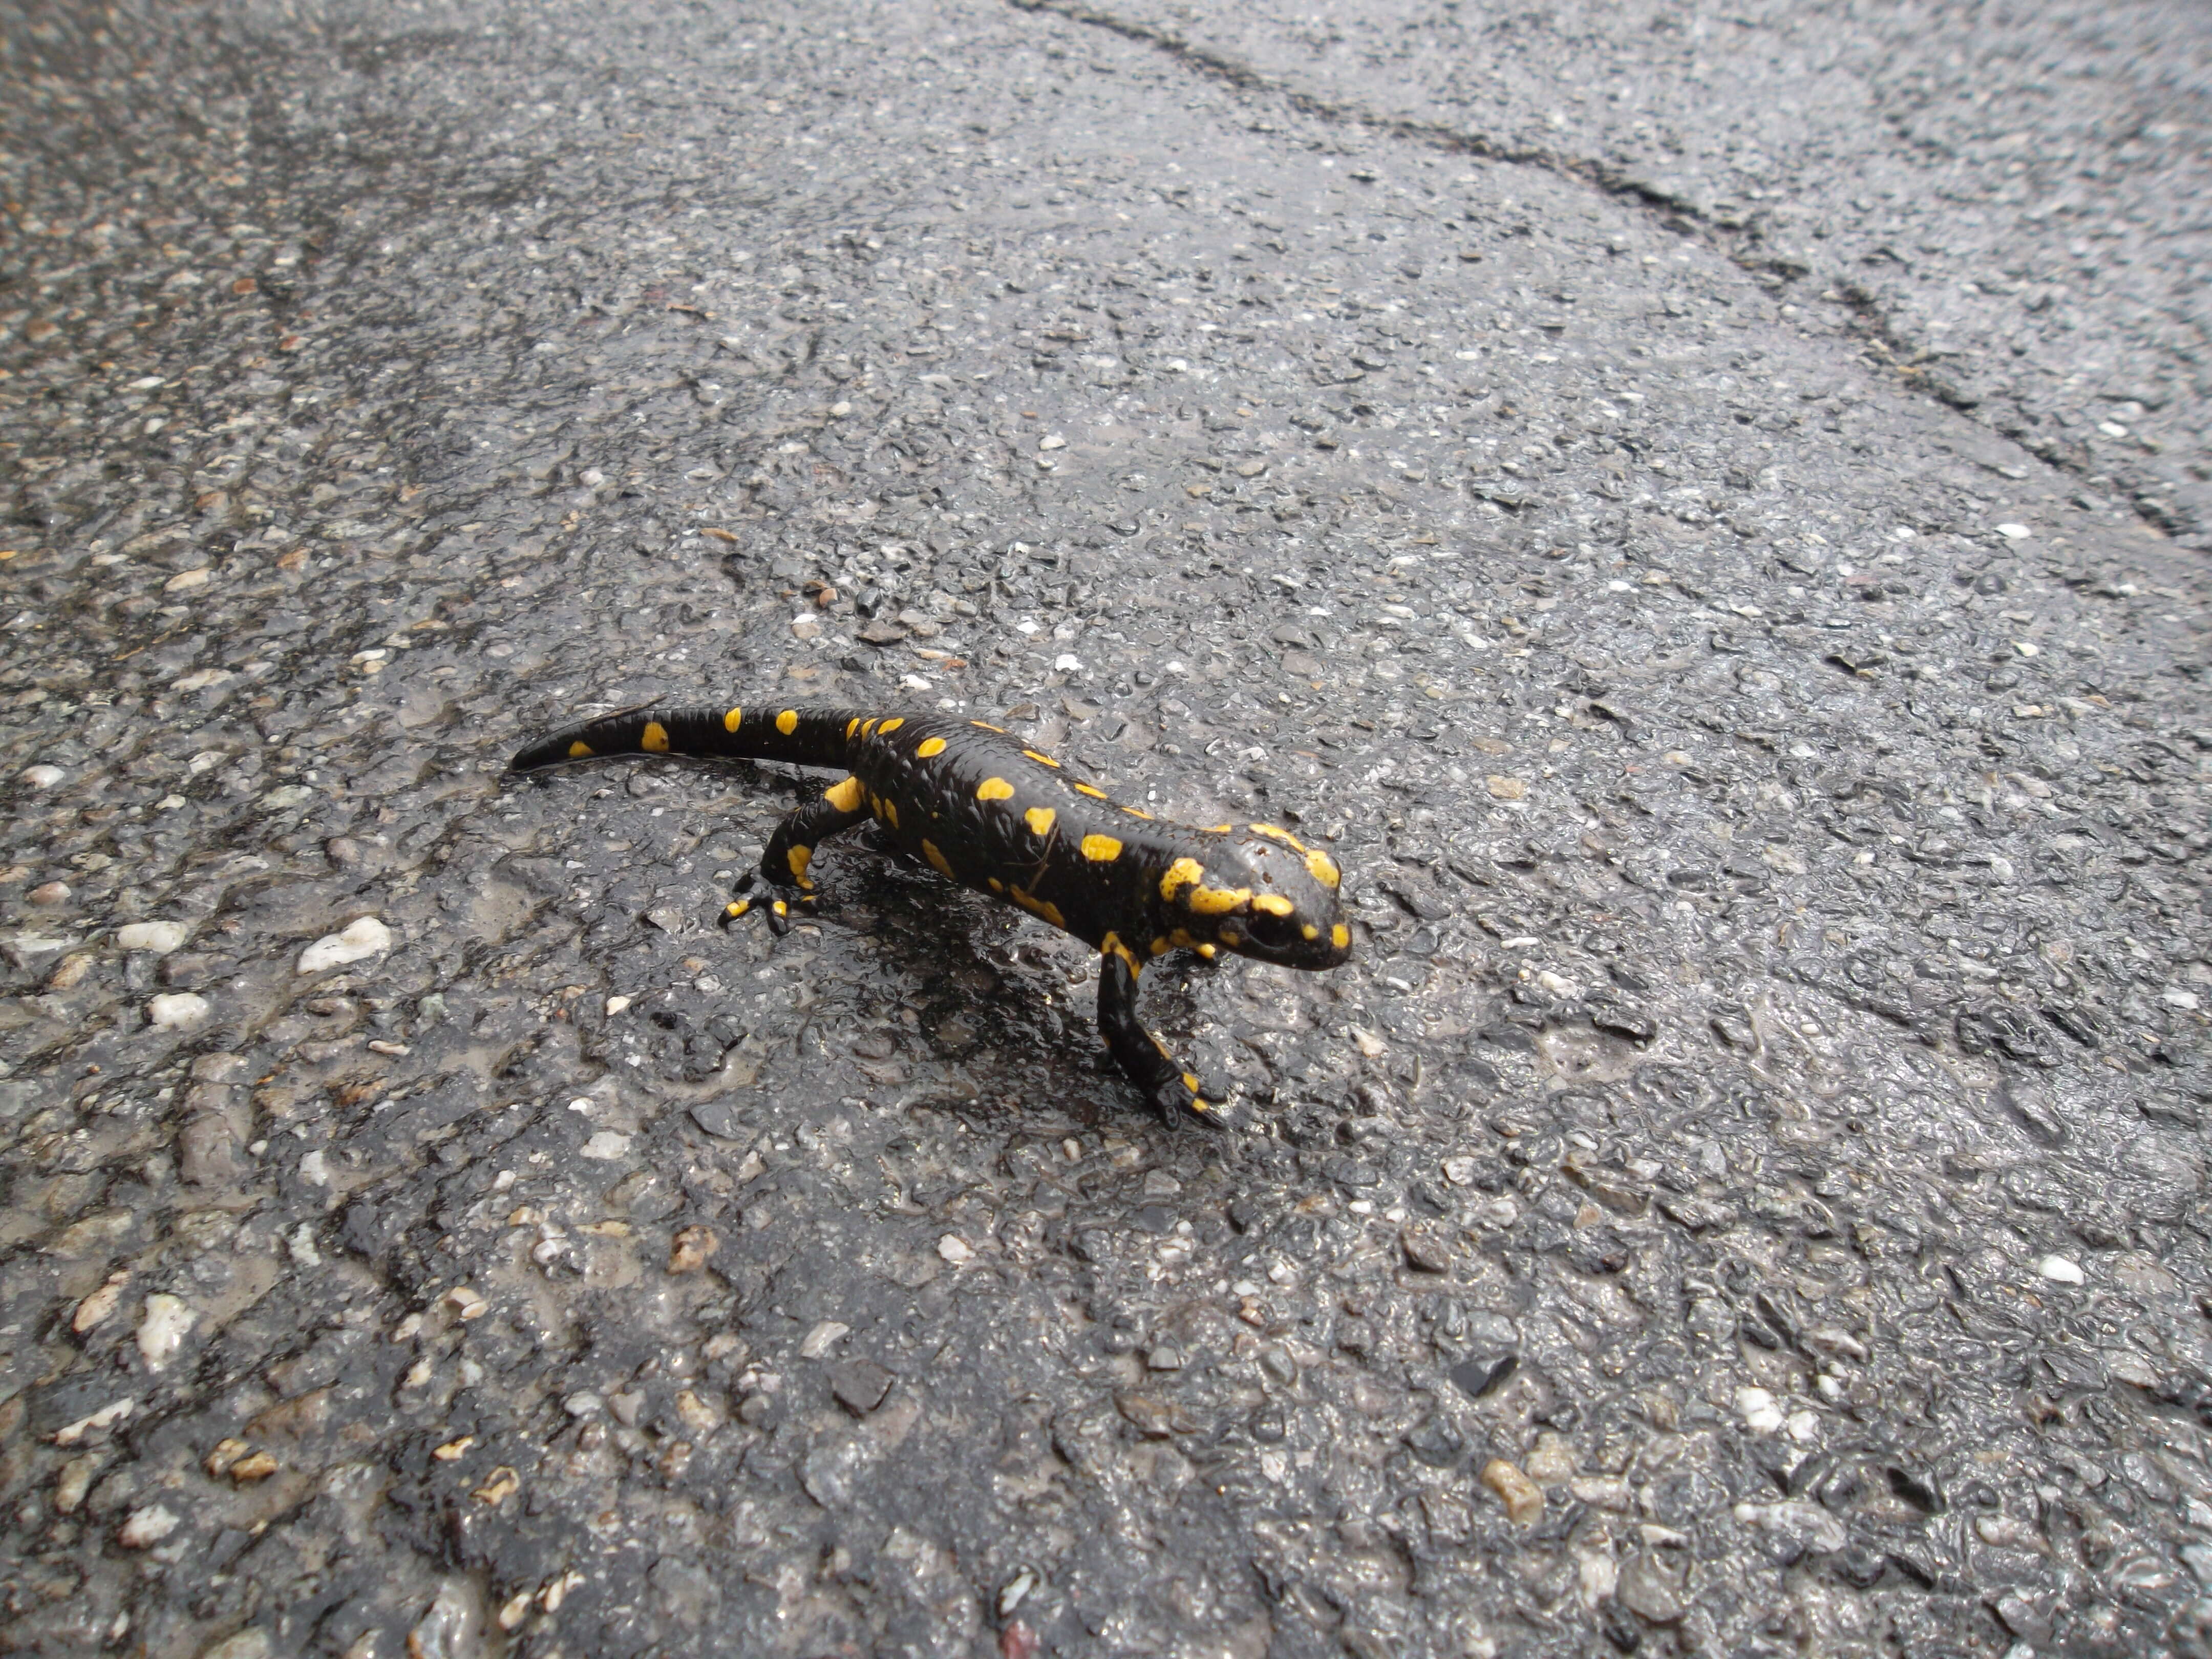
1022, 749, 1059, 769
880, 717, 905, 734
1252, 893, 1294, 917
1008, 884, 1067, 930
787, 845, 813, 887
1301, 924, 1319, 941
726, 708, 746, 733
1195, 943, 1218, 960
567, 740, 594, 759
726, 899, 751, 919
1151, 936, 1171, 955
640, 720, 670, 753
916, 736, 946, 758
1160, 858, 1204, 902
1183, 1073, 1203, 1095
1331, 923, 1351, 949
1306, 848, 1341, 888
1187, 885, 1252, 916
776, 709, 799, 736
1206, 823, 1233, 835
882, 799, 899, 830
988, 876, 1006, 894
824, 775, 865, 813
977, 777, 1015, 802
1167, 928, 1200, 950
1074, 782, 1108, 799
1025, 806, 1056, 837
1080, 834, 1123, 863
844, 716, 860, 740
922, 839, 955, 879
1101, 932, 1141, 976
861, 718, 878, 736
1249, 822, 1308, 851
971, 720, 1006, 733
771, 900, 789, 917
1121, 805, 1155, 819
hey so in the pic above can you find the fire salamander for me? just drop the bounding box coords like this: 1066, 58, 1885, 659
511, 702, 1352, 1120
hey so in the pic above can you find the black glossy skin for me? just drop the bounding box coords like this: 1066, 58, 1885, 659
511, 700, 1353, 1119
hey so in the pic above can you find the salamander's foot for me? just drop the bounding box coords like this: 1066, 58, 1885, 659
719, 870, 812, 938
1151, 1069, 1231, 1128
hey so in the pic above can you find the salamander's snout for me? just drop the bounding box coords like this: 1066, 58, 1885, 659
1163, 825, 1351, 970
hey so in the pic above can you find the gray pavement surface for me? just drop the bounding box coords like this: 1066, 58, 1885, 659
1, 2, 2208, 1656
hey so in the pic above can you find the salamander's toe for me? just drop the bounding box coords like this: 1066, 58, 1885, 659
1152, 1072, 1232, 1129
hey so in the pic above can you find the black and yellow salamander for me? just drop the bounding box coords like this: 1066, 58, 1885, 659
511, 701, 1352, 1120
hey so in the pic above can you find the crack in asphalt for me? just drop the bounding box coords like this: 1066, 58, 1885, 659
1003, 0, 2198, 548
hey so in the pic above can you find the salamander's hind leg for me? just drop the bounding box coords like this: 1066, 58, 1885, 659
722, 777, 869, 938
1097, 944, 1227, 1124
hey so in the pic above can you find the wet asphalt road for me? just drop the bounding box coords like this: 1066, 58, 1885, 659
2, 3, 2209, 1657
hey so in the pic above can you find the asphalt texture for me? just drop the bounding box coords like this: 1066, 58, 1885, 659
2, 3, 2208, 1657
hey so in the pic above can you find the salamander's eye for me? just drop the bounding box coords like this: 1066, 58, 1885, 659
1244, 908, 1303, 950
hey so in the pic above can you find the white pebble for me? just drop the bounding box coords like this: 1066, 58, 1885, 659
118, 1505, 180, 1548
20, 764, 65, 789
299, 1151, 329, 1186
799, 1320, 852, 1358
135, 1294, 195, 1370
1736, 1386, 1785, 1434
297, 916, 393, 974
605, 995, 632, 1016
1995, 522, 2031, 539
2037, 1254, 2086, 1285
579, 1131, 630, 1161
147, 993, 209, 1031
938, 1233, 975, 1265
117, 920, 189, 954
1037, 434, 1067, 451
2162, 989, 2201, 1011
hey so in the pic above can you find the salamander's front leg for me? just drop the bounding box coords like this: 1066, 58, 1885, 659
724, 777, 870, 937
1097, 941, 1225, 1123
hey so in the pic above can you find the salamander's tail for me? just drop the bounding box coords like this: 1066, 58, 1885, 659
509, 702, 861, 772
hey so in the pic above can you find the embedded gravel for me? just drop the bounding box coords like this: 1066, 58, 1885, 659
2, 3, 2208, 1657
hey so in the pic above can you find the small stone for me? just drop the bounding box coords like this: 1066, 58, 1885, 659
118, 1503, 180, 1547
1733, 1499, 1848, 1554
136, 1293, 195, 1370
71, 1270, 130, 1334
1038, 434, 1067, 451
441, 1286, 488, 1321
53, 1454, 98, 1515
800, 1320, 852, 1359
227, 1451, 279, 1483
164, 567, 211, 592
198, 1630, 272, 1659
28, 880, 70, 906
2036, 1254, 2085, 1285
117, 920, 189, 953
1401, 1223, 1455, 1273
1485, 774, 1528, 800
1737, 1386, 1785, 1433
1616, 1555, 1685, 1624
578, 1131, 630, 1161
830, 1357, 895, 1415
1523, 1430, 1577, 1484
297, 916, 393, 974
20, 764, 65, 789
938, 1233, 975, 1265
1448, 1352, 1518, 1399
1995, 522, 2032, 539
148, 992, 210, 1030
1482, 1458, 1544, 1524
668, 1225, 719, 1273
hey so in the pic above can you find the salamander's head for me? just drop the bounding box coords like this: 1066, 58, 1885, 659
1155, 824, 1351, 970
